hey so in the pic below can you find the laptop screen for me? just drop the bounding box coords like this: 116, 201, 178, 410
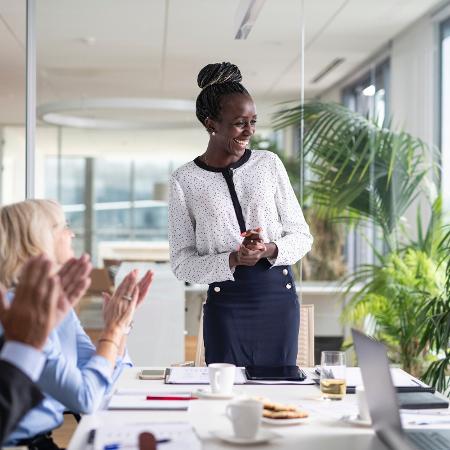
352, 329, 403, 434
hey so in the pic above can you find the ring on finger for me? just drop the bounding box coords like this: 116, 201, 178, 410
122, 294, 133, 302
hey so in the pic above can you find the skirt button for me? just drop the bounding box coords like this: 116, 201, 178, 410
286, 283, 292, 289
214, 286, 221, 293
282, 269, 288, 275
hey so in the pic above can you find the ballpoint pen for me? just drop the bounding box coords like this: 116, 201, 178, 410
104, 439, 171, 450
408, 419, 450, 426
87, 429, 96, 450
146, 395, 198, 400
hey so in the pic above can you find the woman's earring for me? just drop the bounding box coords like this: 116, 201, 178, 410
211, 131, 216, 136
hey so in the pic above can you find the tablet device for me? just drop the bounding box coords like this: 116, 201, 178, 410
245, 365, 306, 381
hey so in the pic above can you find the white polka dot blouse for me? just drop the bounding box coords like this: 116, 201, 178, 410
168, 149, 313, 284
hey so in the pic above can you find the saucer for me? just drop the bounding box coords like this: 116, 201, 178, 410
211, 429, 280, 445
262, 416, 307, 426
341, 414, 371, 427
194, 389, 234, 399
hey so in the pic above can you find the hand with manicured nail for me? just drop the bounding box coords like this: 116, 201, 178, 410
56, 254, 92, 324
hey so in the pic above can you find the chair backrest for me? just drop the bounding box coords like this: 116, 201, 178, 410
195, 303, 315, 367
297, 304, 315, 367
195, 305, 206, 367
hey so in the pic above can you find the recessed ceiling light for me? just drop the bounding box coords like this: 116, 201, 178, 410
234, 0, 266, 40
37, 97, 196, 129
311, 58, 345, 84
362, 85, 376, 96
80, 37, 96, 46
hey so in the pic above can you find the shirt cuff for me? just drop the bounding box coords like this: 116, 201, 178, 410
0, 341, 45, 382
116, 348, 133, 368
84, 354, 114, 385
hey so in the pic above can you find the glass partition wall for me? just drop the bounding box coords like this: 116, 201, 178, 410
0, 1, 26, 203
2, 0, 447, 368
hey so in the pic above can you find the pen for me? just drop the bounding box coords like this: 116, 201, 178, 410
104, 439, 171, 450
146, 395, 198, 400
408, 419, 450, 426
87, 428, 96, 450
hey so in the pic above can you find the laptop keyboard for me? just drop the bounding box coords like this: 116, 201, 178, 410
408, 431, 450, 450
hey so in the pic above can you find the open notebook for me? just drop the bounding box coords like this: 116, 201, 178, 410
93, 422, 201, 450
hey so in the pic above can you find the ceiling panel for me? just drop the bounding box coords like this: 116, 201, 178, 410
0, 0, 445, 125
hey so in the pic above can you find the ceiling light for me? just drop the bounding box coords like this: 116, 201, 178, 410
311, 58, 345, 84
81, 37, 96, 45
37, 98, 196, 129
234, 0, 266, 39
362, 85, 376, 96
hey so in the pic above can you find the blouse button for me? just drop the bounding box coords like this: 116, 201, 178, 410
286, 283, 292, 290
214, 286, 221, 293
282, 269, 288, 275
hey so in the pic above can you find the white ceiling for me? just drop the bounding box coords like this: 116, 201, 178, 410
0, 0, 443, 127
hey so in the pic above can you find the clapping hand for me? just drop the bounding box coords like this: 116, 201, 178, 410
102, 269, 154, 309
57, 254, 92, 324
102, 270, 140, 333
0, 255, 62, 350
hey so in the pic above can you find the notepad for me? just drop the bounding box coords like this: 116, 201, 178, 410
164, 366, 247, 384
314, 367, 434, 394
346, 367, 433, 393
94, 422, 201, 450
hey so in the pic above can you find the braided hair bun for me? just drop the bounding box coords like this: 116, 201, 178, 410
197, 62, 242, 90
195, 62, 250, 125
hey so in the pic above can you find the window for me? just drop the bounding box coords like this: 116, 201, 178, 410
342, 59, 390, 125
341, 59, 390, 271
441, 18, 450, 211
44, 154, 180, 264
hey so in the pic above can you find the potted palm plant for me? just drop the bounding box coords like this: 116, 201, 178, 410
273, 101, 446, 381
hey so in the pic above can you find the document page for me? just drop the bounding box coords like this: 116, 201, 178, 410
166, 367, 246, 384
94, 422, 201, 450
345, 367, 424, 388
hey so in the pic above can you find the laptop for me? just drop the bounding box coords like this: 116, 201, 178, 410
352, 328, 450, 450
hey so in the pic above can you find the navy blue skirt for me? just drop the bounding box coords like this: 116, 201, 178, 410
203, 259, 300, 367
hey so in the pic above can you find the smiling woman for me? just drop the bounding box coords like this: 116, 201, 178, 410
168, 62, 313, 367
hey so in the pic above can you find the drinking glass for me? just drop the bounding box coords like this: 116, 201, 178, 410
320, 351, 346, 400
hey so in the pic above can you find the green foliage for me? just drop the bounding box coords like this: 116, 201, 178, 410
343, 248, 444, 376
274, 101, 438, 253
273, 100, 449, 388
419, 228, 450, 392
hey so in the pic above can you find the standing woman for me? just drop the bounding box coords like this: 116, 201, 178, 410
169, 62, 313, 367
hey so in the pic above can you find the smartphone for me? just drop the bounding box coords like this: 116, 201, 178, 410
138, 369, 166, 380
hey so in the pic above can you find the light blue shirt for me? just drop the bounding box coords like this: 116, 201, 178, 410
0, 341, 45, 381
2, 307, 132, 445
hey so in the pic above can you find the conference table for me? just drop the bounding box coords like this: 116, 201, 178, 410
67, 367, 449, 450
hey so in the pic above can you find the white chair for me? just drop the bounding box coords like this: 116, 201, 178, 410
195, 303, 315, 367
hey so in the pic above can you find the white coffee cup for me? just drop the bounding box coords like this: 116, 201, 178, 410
356, 385, 371, 422
208, 363, 235, 395
226, 399, 263, 439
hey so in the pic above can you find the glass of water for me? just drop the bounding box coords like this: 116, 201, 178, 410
320, 351, 346, 400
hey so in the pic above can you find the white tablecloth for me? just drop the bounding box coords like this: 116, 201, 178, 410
67, 367, 449, 450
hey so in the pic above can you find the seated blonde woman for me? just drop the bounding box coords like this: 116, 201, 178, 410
0, 199, 153, 449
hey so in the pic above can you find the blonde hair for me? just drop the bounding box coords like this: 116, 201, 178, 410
0, 199, 64, 286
